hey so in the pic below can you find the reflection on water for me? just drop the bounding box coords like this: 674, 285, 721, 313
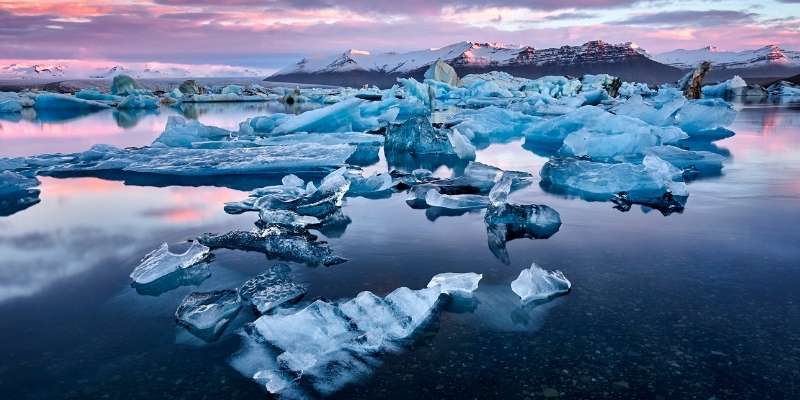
0, 101, 798, 399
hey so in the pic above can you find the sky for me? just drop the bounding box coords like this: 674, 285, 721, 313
1, 0, 799, 72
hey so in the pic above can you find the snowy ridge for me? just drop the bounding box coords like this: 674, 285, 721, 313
0, 61, 271, 80
654, 45, 800, 69
275, 40, 649, 76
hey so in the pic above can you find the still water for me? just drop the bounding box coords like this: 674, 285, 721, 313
0, 101, 798, 399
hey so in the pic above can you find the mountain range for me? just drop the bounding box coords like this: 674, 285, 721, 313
0, 62, 269, 80
268, 41, 800, 87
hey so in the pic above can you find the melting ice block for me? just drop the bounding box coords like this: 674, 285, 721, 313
385, 116, 462, 157
154, 116, 232, 148
239, 264, 306, 314
117, 94, 159, 110
646, 145, 724, 174
702, 76, 746, 98
33, 93, 111, 111
259, 209, 320, 228
449, 106, 539, 142
197, 228, 346, 266
129, 242, 211, 284
0, 171, 41, 216
673, 98, 737, 135
424, 189, 489, 209
540, 155, 687, 210
175, 289, 241, 340
511, 263, 571, 303
560, 128, 661, 160
0, 92, 23, 113
427, 272, 482, 296
484, 203, 562, 264
74, 89, 123, 102
36, 143, 356, 176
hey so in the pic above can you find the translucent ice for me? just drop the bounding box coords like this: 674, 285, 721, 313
175, 289, 241, 340
197, 228, 346, 266
153, 116, 231, 148
448, 106, 539, 142
488, 174, 513, 207
511, 263, 571, 303
0, 171, 41, 216
560, 128, 661, 160
385, 116, 461, 157
702, 76, 746, 98
117, 94, 160, 110
673, 98, 737, 135
646, 145, 725, 174
129, 242, 211, 285
33, 93, 111, 111
239, 264, 306, 314
0, 92, 23, 113
446, 128, 476, 160
424, 189, 490, 209
427, 272, 482, 296
259, 209, 320, 228
540, 155, 687, 209
74, 89, 123, 102
484, 203, 562, 264
271, 98, 365, 135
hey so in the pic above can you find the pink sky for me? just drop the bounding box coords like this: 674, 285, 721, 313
1, 0, 798, 70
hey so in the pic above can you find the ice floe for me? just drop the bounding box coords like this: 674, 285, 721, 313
511, 263, 571, 303
239, 264, 306, 314
175, 289, 242, 341
129, 242, 211, 285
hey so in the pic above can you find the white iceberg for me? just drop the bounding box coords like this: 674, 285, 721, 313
33, 93, 111, 111
427, 272, 482, 296
511, 263, 571, 303
153, 116, 231, 148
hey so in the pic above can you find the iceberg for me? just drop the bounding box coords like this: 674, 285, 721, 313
259, 209, 320, 228
175, 289, 241, 341
111, 74, 137, 96
197, 228, 346, 266
385, 116, 461, 157
540, 155, 688, 210
560, 128, 661, 160
239, 264, 306, 314
0, 92, 23, 113
153, 116, 231, 148
33, 93, 111, 111
449, 106, 538, 143
525, 105, 687, 147
702, 76, 747, 98
117, 94, 160, 110
424, 59, 461, 87
673, 98, 737, 135
424, 189, 489, 209
34, 143, 356, 176
0, 171, 41, 217
74, 89, 123, 102
511, 263, 571, 303
484, 203, 562, 264
129, 242, 211, 285
488, 174, 512, 207
646, 145, 724, 174
427, 272, 482, 296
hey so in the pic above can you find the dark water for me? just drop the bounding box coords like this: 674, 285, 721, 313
0, 101, 799, 399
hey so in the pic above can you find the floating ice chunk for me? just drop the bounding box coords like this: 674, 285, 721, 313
449, 106, 539, 142
511, 263, 571, 303
540, 155, 687, 210
175, 290, 241, 341
74, 89, 122, 102
197, 228, 346, 266
0, 171, 41, 216
522, 75, 582, 98
239, 114, 290, 136
427, 272, 482, 296
673, 98, 737, 135
424, 189, 489, 209
484, 203, 562, 264
259, 209, 320, 228
385, 116, 458, 157
154, 116, 231, 148
38, 143, 355, 176
111, 74, 137, 96
560, 128, 660, 160
282, 174, 304, 187
182, 93, 269, 103
129, 242, 211, 285
459, 161, 533, 192
446, 128, 476, 160
767, 81, 800, 97
272, 98, 365, 135
526, 106, 687, 146
33, 93, 111, 111
646, 145, 724, 174
0, 92, 24, 113
424, 59, 461, 87
702, 76, 746, 98
618, 82, 654, 97
221, 85, 244, 95
488, 174, 513, 207
117, 94, 159, 110
239, 264, 306, 314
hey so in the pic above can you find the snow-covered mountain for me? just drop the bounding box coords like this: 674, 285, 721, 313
276, 40, 650, 75
0, 61, 271, 80
654, 45, 800, 69
269, 40, 679, 87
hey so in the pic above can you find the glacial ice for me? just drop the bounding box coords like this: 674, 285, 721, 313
0, 92, 23, 113
484, 203, 562, 264
259, 209, 320, 228
511, 263, 571, 303
34, 143, 356, 176
427, 272, 482, 296
540, 155, 688, 210
525, 106, 687, 147
240, 272, 478, 395
560, 128, 661, 160
0, 171, 41, 216
74, 89, 123, 102
673, 98, 738, 135
197, 228, 346, 266
239, 264, 306, 314
424, 189, 490, 209
175, 289, 241, 340
448, 106, 539, 142
111, 74, 138, 96
117, 94, 160, 110
424, 59, 461, 87
646, 145, 724, 174
385, 116, 467, 158
154, 116, 231, 148
33, 93, 111, 111
129, 242, 211, 285
488, 174, 513, 207
702, 76, 747, 98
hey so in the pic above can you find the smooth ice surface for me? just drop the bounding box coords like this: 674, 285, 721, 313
702, 76, 747, 98
129, 242, 211, 285
385, 116, 458, 157
540, 155, 687, 206
239, 264, 306, 314
561, 128, 661, 160
117, 94, 160, 110
0, 171, 39, 196
31, 143, 355, 176
488, 175, 513, 207
449, 106, 538, 142
424, 59, 461, 87
33, 93, 111, 111
646, 145, 725, 174
259, 209, 320, 228
175, 290, 241, 340
427, 272, 482, 296
74, 89, 122, 102
674, 99, 738, 135
424, 189, 490, 209
511, 263, 571, 303
0, 92, 23, 113
154, 116, 231, 148
485, 203, 562, 264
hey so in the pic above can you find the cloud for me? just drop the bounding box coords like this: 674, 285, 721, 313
614, 10, 759, 27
